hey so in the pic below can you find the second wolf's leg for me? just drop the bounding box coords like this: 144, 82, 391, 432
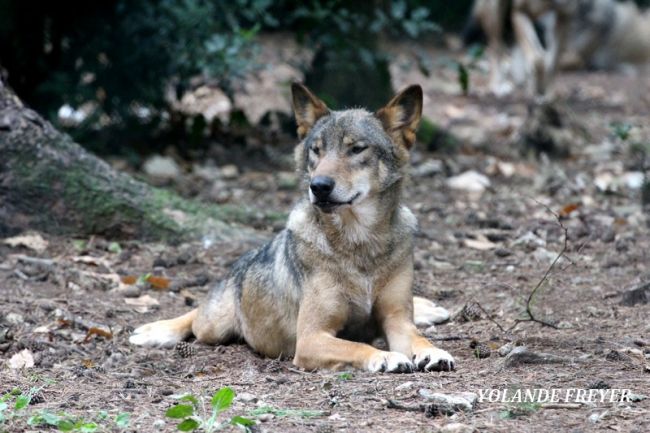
512, 9, 547, 95
376, 263, 455, 371
475, 0, 512, 95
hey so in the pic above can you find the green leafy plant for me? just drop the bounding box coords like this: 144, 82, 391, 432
610, 122, 633, 141
165, 387, 255, 432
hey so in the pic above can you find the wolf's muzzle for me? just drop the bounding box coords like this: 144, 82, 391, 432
310, 176, 335, 200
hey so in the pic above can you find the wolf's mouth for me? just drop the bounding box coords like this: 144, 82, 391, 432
314, 192, 361, 213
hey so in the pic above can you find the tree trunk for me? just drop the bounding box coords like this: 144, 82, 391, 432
0, 74, 267, 242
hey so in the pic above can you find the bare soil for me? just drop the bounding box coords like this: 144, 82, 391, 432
2, 46, 650, 433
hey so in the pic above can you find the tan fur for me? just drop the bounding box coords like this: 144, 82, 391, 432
130, 83, 454, 373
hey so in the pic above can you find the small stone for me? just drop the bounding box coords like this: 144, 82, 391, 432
220, 164, 239, 179
419, 390, 477, 416
258, 413, 275, 422
600, 227, 616, 243
143, 155, 181, 180
498, 343, 514, 357
588, 411, 608, 424
439, 423, 476, 433
588, 380, 610, 389
494, 248, 512, 257
395, 381, 414, 392
5, 313, 24, 325
413, 159, 444, 177
238, 392, 258, 403
446, 170, 491, 195
503, 346, 572, 367
605, 350, 631, 362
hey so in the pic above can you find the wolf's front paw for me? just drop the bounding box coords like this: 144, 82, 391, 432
413, 347, 455, 372
368, 351, 414, 373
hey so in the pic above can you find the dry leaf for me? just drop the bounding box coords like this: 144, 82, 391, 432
121, 275, 137, 285
559, 203, 580, 217
9, 349, 35, 369
82, 359, 95, 369
147, 276, 170, 290
83, 326, 113, 343
125, 294, 159, 313
3, 233, 48, 252
464, 237, 497, 250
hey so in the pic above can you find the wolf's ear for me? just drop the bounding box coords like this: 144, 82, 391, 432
291, 82, 330, 139
375, 85, 423, 149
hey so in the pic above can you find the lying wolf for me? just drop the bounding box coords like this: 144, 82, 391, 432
467, 0, 650, 96
130, 83, 455, 373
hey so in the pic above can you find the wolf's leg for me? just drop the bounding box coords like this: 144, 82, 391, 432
129, 282, 238, 347
475, 0, 512, 95
413, 296, 450, 326
129, 309, 198, 348
512, 9, 547, 95
293, 274, 414, 373
376, 263, 455, 372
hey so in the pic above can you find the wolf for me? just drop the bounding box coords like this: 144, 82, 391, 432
466, 0, 650, 96
129, 83, 455, 373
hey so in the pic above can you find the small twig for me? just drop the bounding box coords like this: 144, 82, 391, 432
385, 399, 423, 412
473, 299, 506, 333
540, 403, 582, 410
430, 335, 472, 341
509, 197, 570, 331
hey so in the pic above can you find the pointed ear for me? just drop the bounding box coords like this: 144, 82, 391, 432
375, 85, 423, 149
291, 82, 330, 139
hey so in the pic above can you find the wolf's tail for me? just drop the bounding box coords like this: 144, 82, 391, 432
129, 309, 197, 347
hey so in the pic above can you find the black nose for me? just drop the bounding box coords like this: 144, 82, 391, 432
310, 176, 335, 200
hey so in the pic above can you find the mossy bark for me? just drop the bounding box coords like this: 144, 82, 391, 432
0, 76, 268, 242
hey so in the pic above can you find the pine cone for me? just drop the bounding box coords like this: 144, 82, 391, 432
29, 392, 45, 405
469, 340, 491, 359
175, 341, 196, 358
458, 302, 482, 322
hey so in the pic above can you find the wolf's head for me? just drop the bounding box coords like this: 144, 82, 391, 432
291, 83, 422, 215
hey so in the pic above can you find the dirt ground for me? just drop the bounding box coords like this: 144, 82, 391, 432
2, 42, 650, 433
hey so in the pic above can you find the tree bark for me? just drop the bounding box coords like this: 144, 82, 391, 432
0, 74, 267, 242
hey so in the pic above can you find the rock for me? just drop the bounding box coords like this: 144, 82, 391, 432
446, 171, 491, 195
220, 164, 239, 180
600, 227, 616, 243
439, 423, 476, 433
418, 389, 478, 416
4, 312, 24, 325
605, 350, 632, 362
620, 282, 650, 306
513, 231, 546, 250
258, 413, 275, 422
494, 248, 512, 257
588, 410, 608, 423
238, 392, 258, 403
498, 343, 514, 357
395, 381, 414, 392
143, 155, 181, 180
9, 349, 34, 369
413, 159, 444, 177
503, 346, 573, 367
3, 232, 49, 252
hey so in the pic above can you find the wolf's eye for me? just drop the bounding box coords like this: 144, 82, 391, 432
311, 146, 320, 156
350, 144, 368, 155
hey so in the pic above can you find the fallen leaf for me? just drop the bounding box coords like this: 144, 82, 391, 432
559, 203, 580, 217
9, 349, 35, 369
83, 326, 113, 343
125, 294, 159, 313
82, 359, 95, 369
3, 233, 48, 252
121, 275, 137, 285
147, 276, 170, 290
464, 236, 497, 250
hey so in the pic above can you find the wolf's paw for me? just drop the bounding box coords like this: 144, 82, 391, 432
413, 347, 455, 372
367, 351, 414, 373
129, 321, 183, 348
413, 296, 450, 327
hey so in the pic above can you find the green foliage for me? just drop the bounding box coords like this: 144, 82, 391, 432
611, 122, 633, 141
499, 402, 541, 419
165, 387, 254, 432
337, 372, 353, 380
1, 386, 131, 432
